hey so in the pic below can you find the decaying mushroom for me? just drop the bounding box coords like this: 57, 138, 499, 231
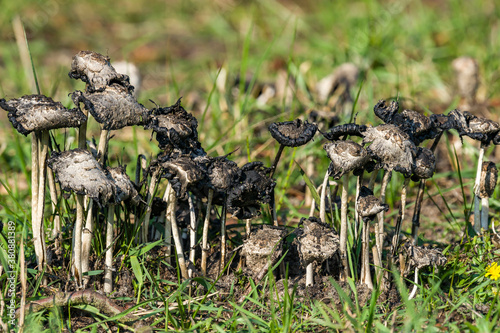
478, 161, 498, 232
68, 50, 133, 93
1, 95, 87, 278
357, 186, 389, 289
48, 149, 115, 287
292, 217, 339, 286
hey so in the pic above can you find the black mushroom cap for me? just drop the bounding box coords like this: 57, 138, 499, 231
446, 109, 500, 143
200, 155, 242, 205
374, 99, 399, 124
321, 123, 367, 141
160, 153, 205, 200
292, 216, 339, 267
411, 147, 436, 182
226, 162, 276, 220
323, 140, 369, 179
1, 94, 87, 136
401, 244, 447, 272
362, 124, 417, 177
479, 161, 498, 199
71, 84, 149, 130
268, 118, 318, 147
68, 50, 133, 93
48, 149, 115, 204
107, 166, 141, 205
356, 186, 389, 222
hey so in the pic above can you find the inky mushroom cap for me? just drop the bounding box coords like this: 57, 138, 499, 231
48, 149, 115, 204
206, 156, 241, 192
1, 95, 87, 136
107, 166, 141, 205
268, 119, 318, 147
356, 186, 389, 222
402, 244, 447, 271
411, 147, 436, 181
362, 124, 417, 177
68, 50, 133, 93
324, 140, 369, 179
374, 99, 399, 124
322, 123, 367, 141
71, 84, 149, 130
446, 109, 500, 143
479, 161, 498, 198
292, 216, 339, 266
227, 162, 276, 219
160, 153, 205, 200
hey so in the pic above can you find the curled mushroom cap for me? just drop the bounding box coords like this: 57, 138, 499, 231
322, 123, 367, 141
356, 186, 389, 222
402, 244, 447, 271
206, 156, 241, 191
411, 147, 436, 181
374, 99, 399, 124
227, 162, 276, 219
324, 140, 369, 179
362, 124, 416, 177
268, 119, 318, 147
72, 84, 149, 130
107, 166, 141, 205
292, 216, 339, 267
68, 50, 132, 93
0, 95, 87, 136
48, 149, 115, 204
446, 109, 500, 143
479, 161, 498, 199
160, 153, 205, 200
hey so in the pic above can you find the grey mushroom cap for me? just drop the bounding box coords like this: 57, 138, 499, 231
1, 95, 87, 136
402, 244, 447, 271
48, 149, 115, 204
160, 154, 205, 200
356, 186, 389, 221
268, 119, 318, 147
68, 50, 133, 93
71, 84, 149, 130
324, 140, 369, 179
206, 156, 241, 192
362, 124, 417, 177
107, 166, 141, 205
292, 216, 339, 266
447, 109, 500, 143
479, 161, 498, 199
411, 147, 436, 181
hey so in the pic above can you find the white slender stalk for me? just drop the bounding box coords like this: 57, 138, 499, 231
220, 200, 228, 272
168, 187, 188, 279
340, 176, 349, 278
320, 170, 330, 223
163, 182, 172, 265
201, 189, 214, 276
142, 168, 160, 243
104, 204, 115, 294
376, 170, 391, 261
73, 194, 85, 288
306, 263, 314, 287
360, 220, 373, 289
188, 194, 197, 278
97, 129, 109, 165
408, 268, 419, 300
481, 197, 490, 231
474, 195, 481, 234
81, 200, 94, 281
372, 245, 382, 289
354, 173, 364, 240
35, 130, 49, 284
367, 169, 378, 190
48, 169, 61, 247
473, 144, 485, 234
391, 178, 410, 254
245, 219, 252, 238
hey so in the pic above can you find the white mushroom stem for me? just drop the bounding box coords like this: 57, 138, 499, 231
168, 187, 189, 279
354, 172, 364, 240
376, 170, 392, 260
48, 169, 61, 247
306, 262, 314, 287
360, 220, 373, 289
188, 194, 197, 278
220, 199, 228, 272
73, 194, 85, 288
411, 180, 426, 245
104, 204, 115, 294
372, 245, 382, 288
81, 200, 94, 280
340, 175, 349, 278
201, 189, 214, 276
34, 130, 49, 278
142, 168, 160, 243
245, 219, 251, 238
391, 178, 410, 255
97, 129, 110, 165
320, 170, 330, 223
367, 170, 378, 190
135, 154, 147, 187
473, 143, 485, 234
163, 182, 172, 265
408, 268, 419, 300
481, 197, 490, 231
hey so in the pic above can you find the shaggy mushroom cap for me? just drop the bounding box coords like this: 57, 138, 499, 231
227, 162, 275, 219
324, 140, 369, 179
411, 147, 436, 181
107, 166, 141, 205
402, 244, 447, 272
479, 161, 498, 199
446, 109, 500, 143
71, 84, 149, 130
68, 50, 132, 93
362, 124, 417, 177
322, 123, 367, 141
292, 216, 339, 266
48, 149, 115, 204
268, 119, 318, 147
374, 99, 399, 124
0, 95, 87, 136
160, 153, 205, 200
356, 186, 389, 222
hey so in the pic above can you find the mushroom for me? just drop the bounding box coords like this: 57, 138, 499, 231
323, 140, 369, 277
0, 95, 86, 278
292, 217, 339, 287
104, 166, 140, 293
48, 149, 115, 287
357, 186, 389, 289
478, 161, 498, 232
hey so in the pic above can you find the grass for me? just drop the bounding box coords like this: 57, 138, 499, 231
1, 0, 500, 331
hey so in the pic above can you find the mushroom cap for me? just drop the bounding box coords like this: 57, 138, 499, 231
268, 119, 318, 147
48, 149, 115, 204
403, 244, 447, 271
411, 147, 436, 181
160, 153, 205, 200
107, 166, 141, 204
447, 109, 500, 143
68, 50, 133, 93
292, 216, 339, 266
373, 99, 399, 124
322, 123, 367, 141
1, 95, 87, 136
324, 140, 369, 179
206, 156, 241, 192
479, 161, 498, 198
362, 124, 416, 177
71, 84, 149, 130
227, 162, 275, 219
356, 186, 389, 221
